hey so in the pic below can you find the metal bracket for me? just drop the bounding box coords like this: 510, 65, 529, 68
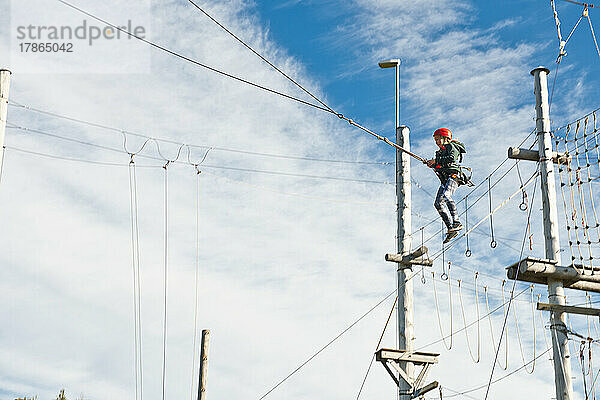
375, 348, 439, 398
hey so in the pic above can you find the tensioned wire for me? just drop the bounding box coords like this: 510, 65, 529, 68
7, 100, 391, 166
5, 124, 393, 185
53, 0, 422, 161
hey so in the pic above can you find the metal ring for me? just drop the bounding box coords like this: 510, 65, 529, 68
441, 272, 448, 281
465, 249, 472, 257
490, 240, 498, 248
519, 202, 528, 211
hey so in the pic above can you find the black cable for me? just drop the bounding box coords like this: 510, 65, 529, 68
483, 164, 540, 400
186, 0, 336, 114
54, 0, 332, 113
7, 124, 393, 184
257, 289, 396, 400
9, 101, 391, 165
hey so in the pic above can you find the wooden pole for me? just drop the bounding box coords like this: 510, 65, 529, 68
397, 124, 413, 399
0, 69, 12, 182
197, 329, 210, 400
531, 66, 573, 400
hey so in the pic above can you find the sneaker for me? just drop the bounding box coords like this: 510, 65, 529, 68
449, 222, 463, 232
443, 230, 459, 244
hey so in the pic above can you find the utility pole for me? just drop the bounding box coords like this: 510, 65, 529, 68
0, 69, 12, 180
378, 59, 439, 400
531, 66, 573, 400
197, 329, 210, 400
506, 67, 574, 400
396, 123, 414, 400
379, 58, 415, 399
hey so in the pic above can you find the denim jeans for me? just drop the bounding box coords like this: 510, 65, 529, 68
434, 178, 459, 229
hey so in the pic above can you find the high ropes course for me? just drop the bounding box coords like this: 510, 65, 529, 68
2, 0, 600, 399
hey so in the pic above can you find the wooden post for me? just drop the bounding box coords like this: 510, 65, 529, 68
0, 69, 12, 181
396, 125, 414, 399
531, 66, 573, 400
197, 329, 210, 400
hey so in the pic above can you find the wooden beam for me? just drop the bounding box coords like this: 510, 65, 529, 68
537, 302, 600, 317
506, 257, 600, 293
385, 246, 433, 266
508, 147, 569, 165
376, 349, 439, 365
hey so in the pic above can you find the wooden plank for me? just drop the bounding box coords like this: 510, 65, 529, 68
376, 349, 439, 364
537, 302, 600, 316
385, 246, 433, 266
506, 268, 600, 293
508, 147, 569, 165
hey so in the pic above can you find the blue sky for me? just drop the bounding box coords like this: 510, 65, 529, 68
1, 0, 600, 399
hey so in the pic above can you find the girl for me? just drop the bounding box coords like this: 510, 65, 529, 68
426, 127, 467, 243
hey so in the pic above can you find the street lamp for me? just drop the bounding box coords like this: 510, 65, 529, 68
379, 58, 414, 400
378, 59, 401, 130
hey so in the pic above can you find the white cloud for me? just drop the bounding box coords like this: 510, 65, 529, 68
1, 0, 598, 399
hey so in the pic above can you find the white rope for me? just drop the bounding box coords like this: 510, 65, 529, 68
552, 0, 568, 58
458, 274, 481, 363
190, 168, 201, 400
511, 286, 536, 374
432, 270, 453, 350
485, 286, 507, 370
161, 163, 169, 400
128, 158, 143, 400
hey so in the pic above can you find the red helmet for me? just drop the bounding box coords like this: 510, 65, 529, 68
433, 127, 452, 139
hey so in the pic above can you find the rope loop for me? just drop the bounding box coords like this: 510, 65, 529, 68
519, 190, 529, 211
441, 261, 450, 281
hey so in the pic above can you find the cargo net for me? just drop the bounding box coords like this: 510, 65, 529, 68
555, 110, 600, 273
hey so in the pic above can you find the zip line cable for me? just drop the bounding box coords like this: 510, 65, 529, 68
186, 0, 336, 115
257, 289, 397, 400
6, 124, 393, 185
483, 163, 539, 400
55, 0, 331, 113
8, 101, 391, 166
3, 145, 397, 208
355, 295, 398, 400
54, 0, 425, 161
442, 347, 553, 399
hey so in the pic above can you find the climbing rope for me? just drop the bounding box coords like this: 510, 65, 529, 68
464, 196, 472, 257
487, 178, 497, 248
161, 162, 169, 400
458, 274, 481, 363
128, 156, 144, 400
510, 286, 537, 374
190, 167, 202, 400
355, 295, 398, 400
484, 285, 507, 370
432, 269, 454, 350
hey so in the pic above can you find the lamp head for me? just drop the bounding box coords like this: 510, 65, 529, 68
378, 59, 401, 68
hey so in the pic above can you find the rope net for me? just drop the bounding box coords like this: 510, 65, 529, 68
555, 111, 600, 273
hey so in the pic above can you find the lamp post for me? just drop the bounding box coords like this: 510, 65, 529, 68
379, 59, 413, 400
